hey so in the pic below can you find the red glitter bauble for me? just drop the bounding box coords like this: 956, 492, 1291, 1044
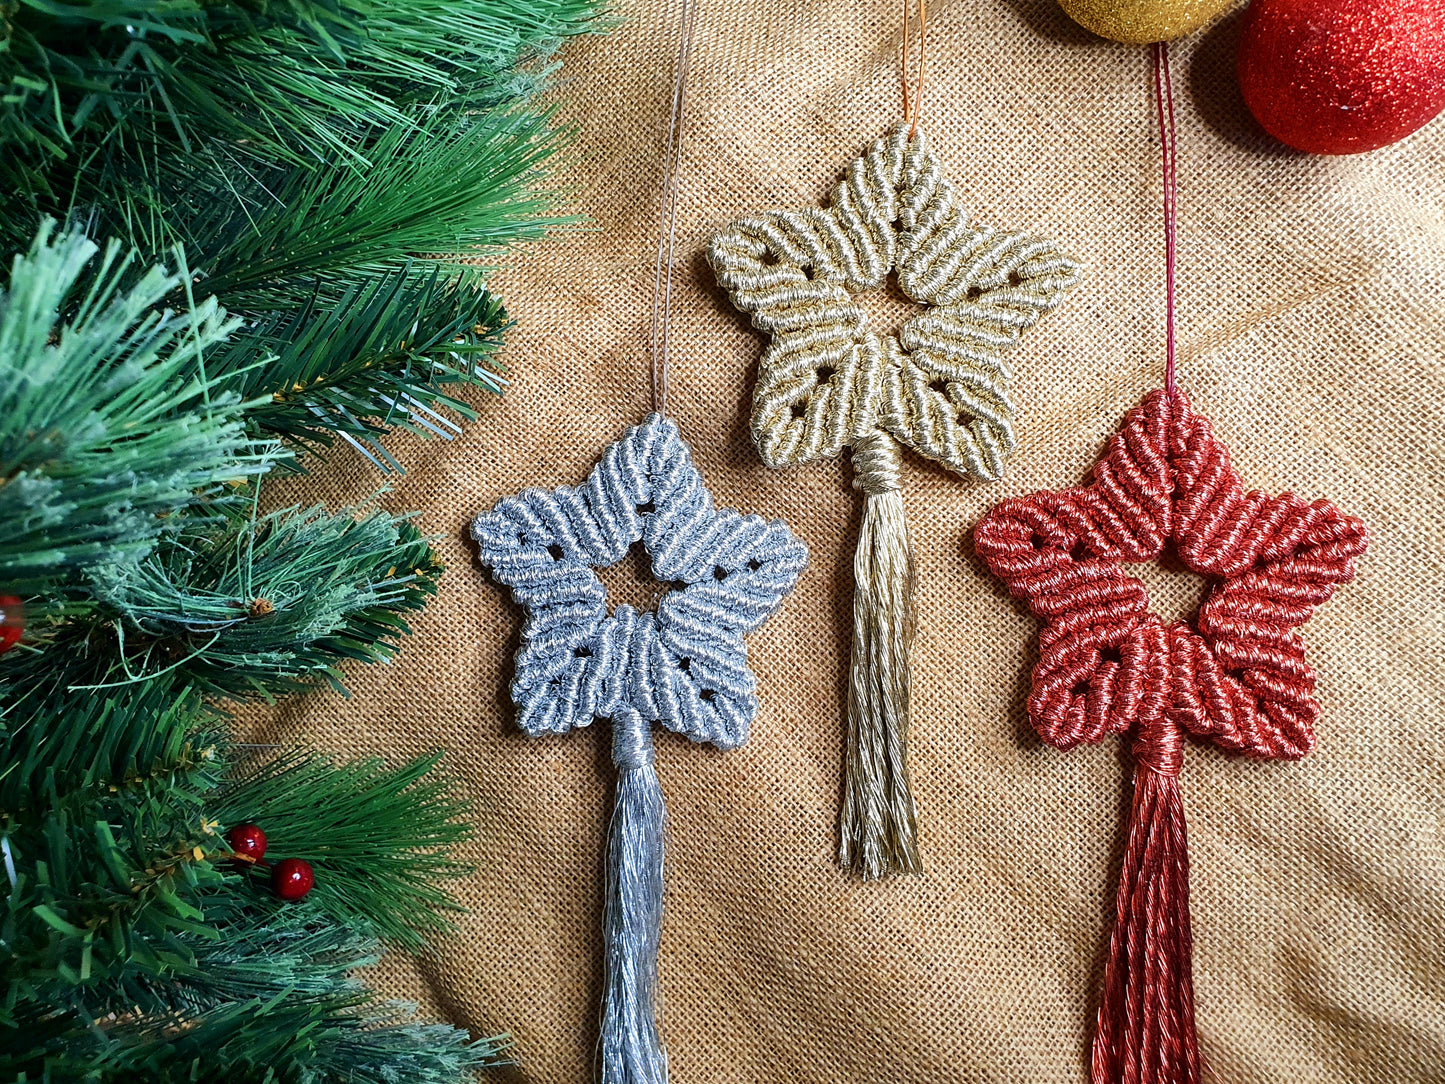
0, 596, 23, 654
225, 823, 268, 862
1238, 0, 1445, 154
271, 857, 315, 901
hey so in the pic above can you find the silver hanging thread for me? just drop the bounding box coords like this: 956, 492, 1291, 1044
648, 0, 699, 418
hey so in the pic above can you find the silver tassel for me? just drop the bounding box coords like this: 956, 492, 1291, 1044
599, 708, 668, 1084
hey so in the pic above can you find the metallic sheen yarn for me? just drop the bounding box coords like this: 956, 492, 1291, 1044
473, 413, 808, 751
601, 709, 666, 1084
708, 122, 1079, 484
973, 388, 1369, 760
708, 122, 1078, 880
842, 431, 919, 877
974, 388, 1369, 1084
472, 413, 807, 1084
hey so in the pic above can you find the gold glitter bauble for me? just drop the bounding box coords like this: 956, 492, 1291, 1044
1058, 0, 1235, 43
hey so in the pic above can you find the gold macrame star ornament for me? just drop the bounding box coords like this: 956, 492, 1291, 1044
708, 122, 1080, 878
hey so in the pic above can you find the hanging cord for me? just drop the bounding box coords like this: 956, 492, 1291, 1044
1153, 41, 1178, 397
649, 0, 701, 417
902, 0, 928, 135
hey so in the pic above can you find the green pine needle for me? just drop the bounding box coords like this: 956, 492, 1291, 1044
224, 264, 509, 457
0, 689, 486, 1075
2, 0, 599, 467
0, 221, 276, 594
27, 501, 446, 699
190, 105, 568, 303
0, 0, 609, 1076
2, 0, 604, 186
0, 679, 221, 813
5, 994, 506, 1084
213, 751, 472, 950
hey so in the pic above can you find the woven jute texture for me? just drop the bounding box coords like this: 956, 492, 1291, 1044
239, 1, 1445, 1080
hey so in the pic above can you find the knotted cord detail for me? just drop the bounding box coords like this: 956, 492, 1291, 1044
975, 388, 1367, 1084
708, 122, 1080, 482
472, 413, 809, 751
708, 123, 1078, 879
974, 389, 1368, 759
475, 415, 807, 1084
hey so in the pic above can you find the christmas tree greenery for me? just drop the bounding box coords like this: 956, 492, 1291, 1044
1, 2, 605, 1080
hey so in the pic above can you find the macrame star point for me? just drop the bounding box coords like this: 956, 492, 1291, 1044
472, 413, 808, 752
975, 388, 1369, 766
709, 121, 1082, 484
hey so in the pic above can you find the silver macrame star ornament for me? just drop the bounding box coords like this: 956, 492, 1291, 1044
708, 122, 1080, 879
472, 413, 806, 1084
473, 413, 807, 749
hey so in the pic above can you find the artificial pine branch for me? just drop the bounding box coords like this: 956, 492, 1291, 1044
1, 2, 609, 1077
213, 751, 471, 950
0, 681, 220, 814
1, 680, 488, 1076
2, 499, 441, 703
2, 0, 602, 190
180, 106, 565, 303
6, 995, 504, 1084
2, 0, 599, 464
226, 264, 508, 457
0, 222, 274, 595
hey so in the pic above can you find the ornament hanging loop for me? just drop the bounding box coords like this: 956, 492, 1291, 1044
648, 0, 700, 418
1152, 40, 1179, 398
901, 0, 929, 135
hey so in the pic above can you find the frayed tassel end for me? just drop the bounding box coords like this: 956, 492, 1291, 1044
1091, 739, 1202, 1084
839, 432, 921, 880
600, 711, 668, 1084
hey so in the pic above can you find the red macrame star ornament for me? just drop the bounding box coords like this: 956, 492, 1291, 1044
974, 388, 1368, 1084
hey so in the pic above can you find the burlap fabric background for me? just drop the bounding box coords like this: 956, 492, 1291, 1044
241, 1, 1445, 1080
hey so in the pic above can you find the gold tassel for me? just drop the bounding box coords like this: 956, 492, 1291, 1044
839, 429, 921, 880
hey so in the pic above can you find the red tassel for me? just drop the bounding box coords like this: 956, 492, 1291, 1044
1091, 722, 1201, 1084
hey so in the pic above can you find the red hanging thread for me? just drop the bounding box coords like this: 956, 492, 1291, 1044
1156, 42, 1178, 399
973, 43, 1370, 1084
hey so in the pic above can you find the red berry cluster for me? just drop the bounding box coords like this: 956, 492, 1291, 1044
224, 823, 315, 901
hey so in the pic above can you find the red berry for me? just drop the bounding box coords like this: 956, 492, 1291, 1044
0, 596, 23, 654
225, 823, 268, 862
271, 857, 315, 901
